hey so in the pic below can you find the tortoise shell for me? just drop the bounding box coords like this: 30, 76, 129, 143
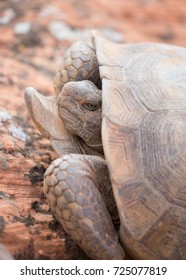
92, 33, 186, 259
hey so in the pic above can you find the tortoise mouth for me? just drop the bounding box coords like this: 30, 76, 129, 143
58, 106, 83, 132
58, 105, 103, 153
74, 134, 104, 155
58, 104, 95, 136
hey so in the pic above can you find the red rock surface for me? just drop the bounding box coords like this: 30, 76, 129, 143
0, 0, 186, 259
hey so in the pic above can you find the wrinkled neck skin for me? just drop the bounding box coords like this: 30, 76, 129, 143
68, 116, 103, 155
74, 134, 104, 157
61, 121, 104, 157
61, 108, 103, 154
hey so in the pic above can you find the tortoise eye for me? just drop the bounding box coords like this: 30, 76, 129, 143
83, 103, 99, 111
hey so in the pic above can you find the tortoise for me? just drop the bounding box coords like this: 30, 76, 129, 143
25, 31, 186, 260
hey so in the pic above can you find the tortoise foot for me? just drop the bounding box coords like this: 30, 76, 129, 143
44, 154, 125, 260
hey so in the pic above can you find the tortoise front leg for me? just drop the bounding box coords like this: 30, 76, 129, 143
54, 35, 101, 95
44, 154, 125, 260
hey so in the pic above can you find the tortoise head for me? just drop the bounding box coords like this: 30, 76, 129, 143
24, 87, 83, 156
24, 83, 103, 156
57, 80, 103, 154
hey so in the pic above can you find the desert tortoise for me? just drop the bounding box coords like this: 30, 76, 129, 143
25, 31, 186, 260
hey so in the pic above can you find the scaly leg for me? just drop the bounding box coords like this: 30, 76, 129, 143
44, 154, 125, 260
54, 36, 101, 95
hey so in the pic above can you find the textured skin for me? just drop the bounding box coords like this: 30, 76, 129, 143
57, 80, 103, 153
54, 40, 101, 95
44, 154, 124, 260
24, 87, 82, 156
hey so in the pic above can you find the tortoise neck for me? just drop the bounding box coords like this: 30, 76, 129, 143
74, 135, 104, 157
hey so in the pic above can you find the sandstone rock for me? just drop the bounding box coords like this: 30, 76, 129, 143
48, 21, 79, 41
14, 22, 32, 35
0, 8, 16, 25
0, 244, 14, 260
0, 105, 69, 259
0, 50, 70, 259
